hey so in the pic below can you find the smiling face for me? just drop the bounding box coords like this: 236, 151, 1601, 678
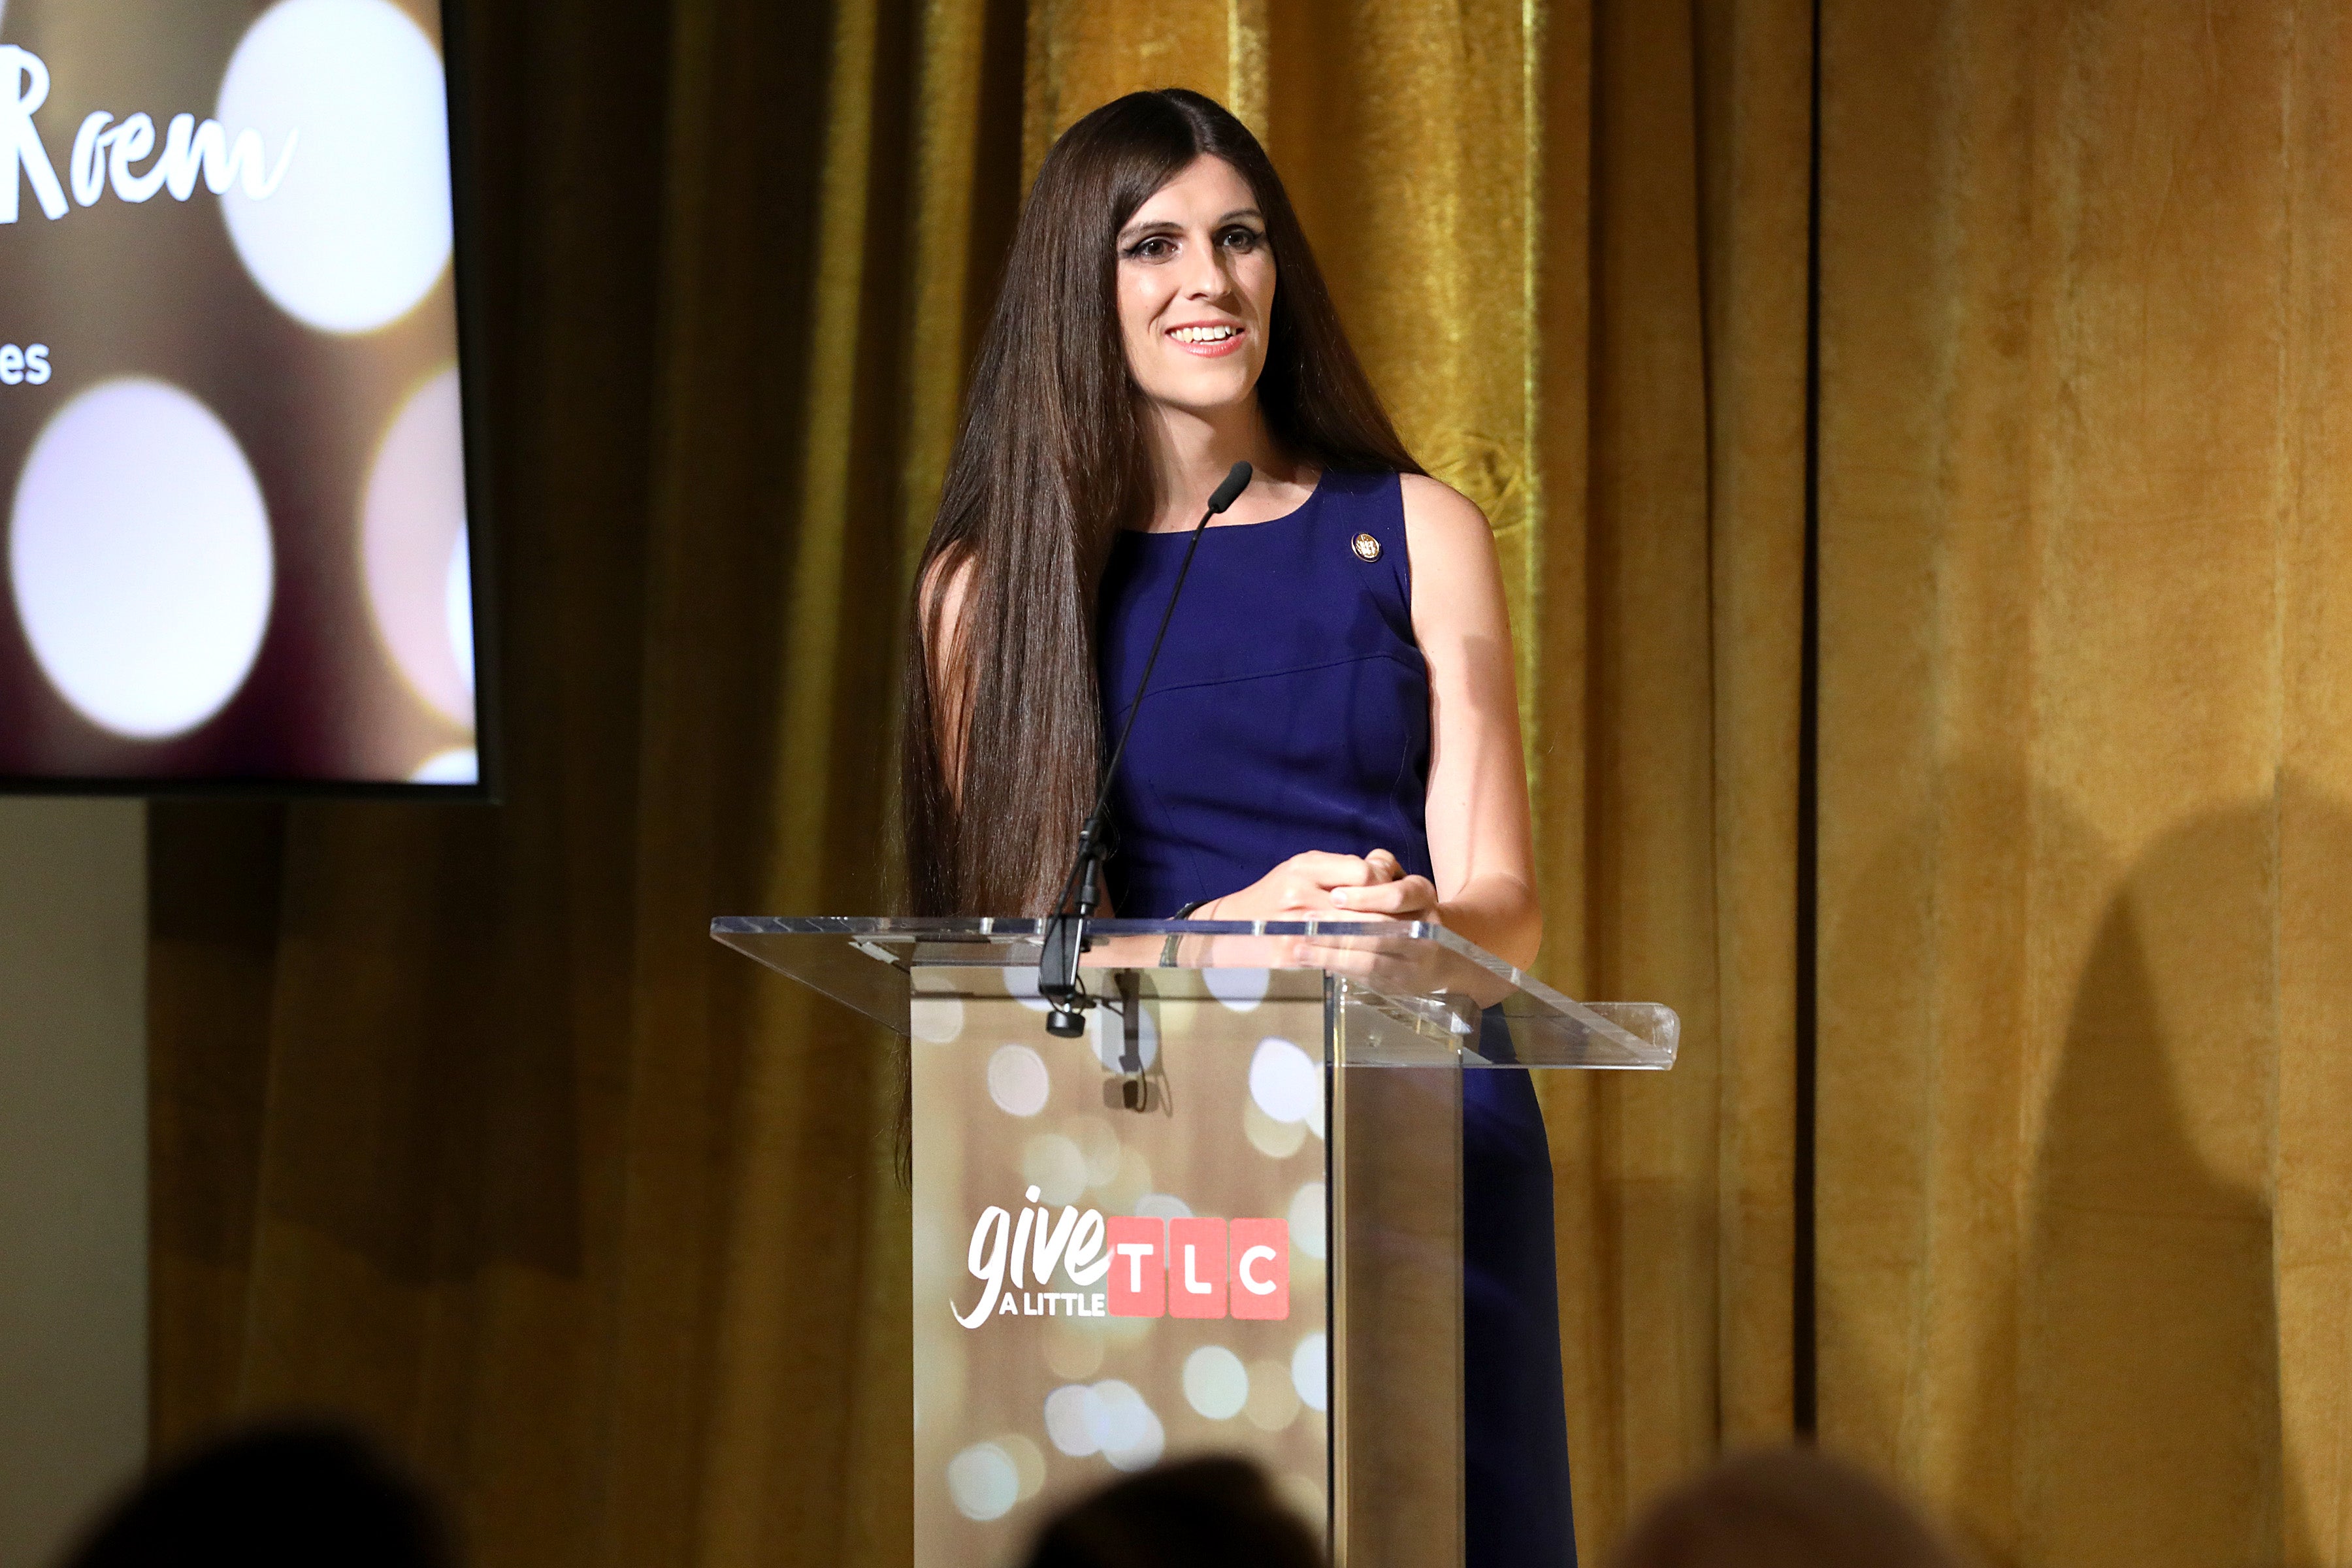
1115, 155, 1275, 421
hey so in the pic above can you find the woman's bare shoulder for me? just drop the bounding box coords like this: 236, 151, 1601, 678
1396, 472, 1502, 587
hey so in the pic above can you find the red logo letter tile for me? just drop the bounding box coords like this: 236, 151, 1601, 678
1228, 1218, 1290, 1319
1168, 1217, 1228, 1318
1105, 1216, 1164, 1318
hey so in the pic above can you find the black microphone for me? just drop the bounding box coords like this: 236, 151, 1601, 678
1203, 461, 1254, 515
1039, 460, 1253, 1037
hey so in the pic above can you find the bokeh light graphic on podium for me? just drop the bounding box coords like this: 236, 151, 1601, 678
917, 963, 1337, 1545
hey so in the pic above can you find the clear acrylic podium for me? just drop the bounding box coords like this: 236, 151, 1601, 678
711, 916, 1677, 1567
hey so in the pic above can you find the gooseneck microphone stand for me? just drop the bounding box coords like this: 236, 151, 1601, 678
1037, 460, 1254, 1038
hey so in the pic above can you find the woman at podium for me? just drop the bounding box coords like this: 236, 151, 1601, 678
903, 90, 1571, 1567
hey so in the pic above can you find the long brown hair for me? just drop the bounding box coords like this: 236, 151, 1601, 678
902, 90, 1420, 917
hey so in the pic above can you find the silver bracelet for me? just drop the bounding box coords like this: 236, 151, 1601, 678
1160, 900, 1207, 966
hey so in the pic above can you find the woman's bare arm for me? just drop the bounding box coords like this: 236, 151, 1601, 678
1325, 474, 1541, 970
919, 552, 975, 805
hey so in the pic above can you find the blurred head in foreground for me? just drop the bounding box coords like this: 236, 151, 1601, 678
63, 1420, 453, 1568
1021, 1456, 1322, 1568
1612, 1446, 1961, 1568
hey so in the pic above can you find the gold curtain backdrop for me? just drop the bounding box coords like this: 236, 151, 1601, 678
144, 2, 2352, 1567
1816, 4, 2352, 1564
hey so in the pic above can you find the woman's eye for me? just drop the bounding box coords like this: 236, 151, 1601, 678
1219, 227, 1263, 252
1126, 236, 1177, 261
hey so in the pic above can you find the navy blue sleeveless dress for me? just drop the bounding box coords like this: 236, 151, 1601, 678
1097, 468, 1577, 1567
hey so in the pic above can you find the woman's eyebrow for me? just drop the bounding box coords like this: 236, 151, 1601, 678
1118, 207, 1266, 243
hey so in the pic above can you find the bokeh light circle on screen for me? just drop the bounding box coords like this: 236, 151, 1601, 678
1068, 1117, 1121, 1186
1243, 1096, 1306, 1160
1249, 1037, 1319, 1126
1183, 1346, 1249, 1420
1086, 1380, 1166, 1472
410, 747, 477, 783
9, 380, 273, 738
1290, 1333, 1329, 1413
1289, 1181, 1328, 1259
1206, 966, 1269, 1011
446, 527, 474, 692
987, 1044, 1051, 1117
911, 995, 964, 1044
1044, 1384, 1098, 1457
998, 1434, 1047, 1501
1001, 966, 1054, 1014
363, 368, 473, 723
945, 1442, 1019, 1522
218, 0, 453, 333
1021, 1134, 1088, 1207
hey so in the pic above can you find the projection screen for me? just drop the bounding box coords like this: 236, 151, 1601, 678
0, 0, 491, 792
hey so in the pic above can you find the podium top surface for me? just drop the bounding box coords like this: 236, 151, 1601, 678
710, 916, 1678, 1070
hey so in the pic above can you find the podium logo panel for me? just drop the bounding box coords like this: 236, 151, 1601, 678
911, 1000, 1333, 1561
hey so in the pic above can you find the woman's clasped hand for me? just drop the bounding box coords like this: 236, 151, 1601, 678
1195, 846, 1440, 923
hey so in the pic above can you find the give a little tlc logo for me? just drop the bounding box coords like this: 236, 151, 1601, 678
953, 1187, 1290, 1328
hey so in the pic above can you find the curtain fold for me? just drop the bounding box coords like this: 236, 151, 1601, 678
1815, 3, 2352, 1565
1533, 1, 1812, 1552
